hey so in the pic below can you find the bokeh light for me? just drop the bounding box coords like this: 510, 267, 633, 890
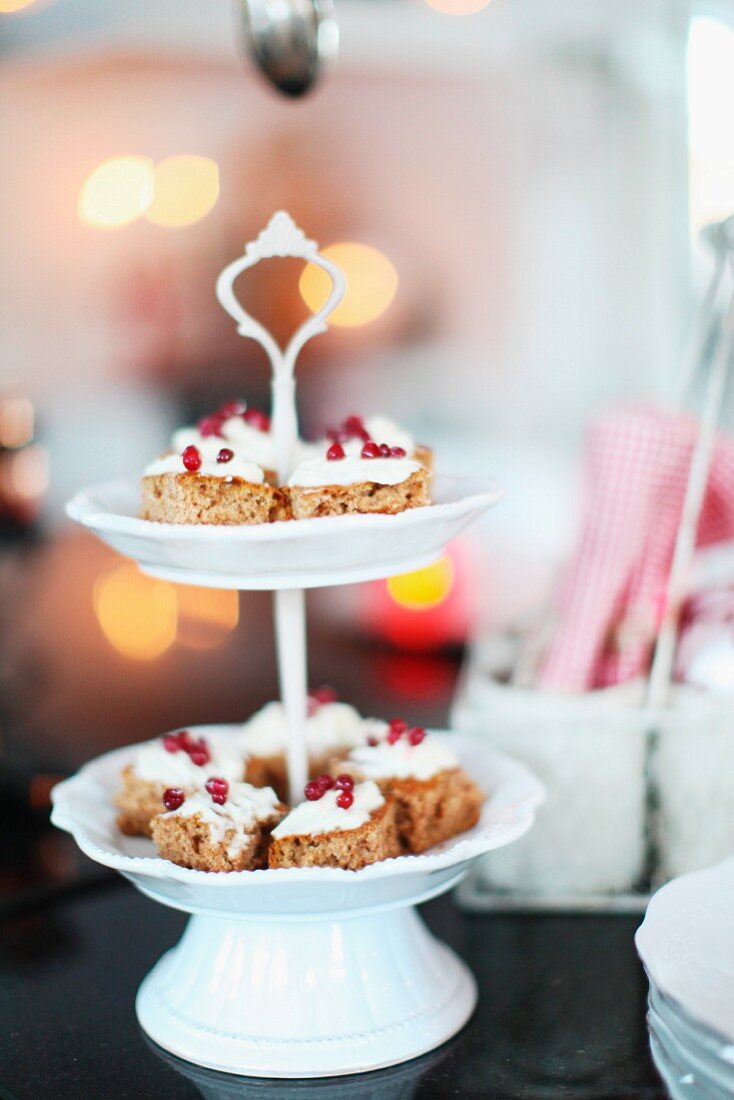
78, 156, 154, 229
299, 242, 398, 327
688, 17, 734, 232
7, 445, 48, 500
387, 556, 455, 611
94, 563, 177, 661
145, 155, 220, 228
0, 398, 34, 448
0, 0, 38, 11
174, 585, 239, 650
422, 0, 492, 13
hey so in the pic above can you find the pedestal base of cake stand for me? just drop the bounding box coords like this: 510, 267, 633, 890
135, 901, 477, 1078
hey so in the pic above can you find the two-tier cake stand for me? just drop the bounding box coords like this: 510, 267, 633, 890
52, 212, 543, 1078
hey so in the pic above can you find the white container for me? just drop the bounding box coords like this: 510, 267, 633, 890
452, 639, 649, 903
654, 688, 734, 883
454, 640, 734, 907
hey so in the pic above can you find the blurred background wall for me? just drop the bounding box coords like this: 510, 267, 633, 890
1, 0, 732, 765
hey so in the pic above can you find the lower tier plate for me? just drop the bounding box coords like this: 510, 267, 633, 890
50, 731, 543, 919
65, 474, 503, 589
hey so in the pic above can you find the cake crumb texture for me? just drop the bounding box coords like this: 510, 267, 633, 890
150, 810, 274, 872
289, 470, 430, 519
268, 800, 399, 870
141, 473, 291, 525
115, 766, 169, 838
380, 768, 483, 854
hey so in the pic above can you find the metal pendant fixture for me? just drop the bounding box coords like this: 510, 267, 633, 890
240, 0, 339, 97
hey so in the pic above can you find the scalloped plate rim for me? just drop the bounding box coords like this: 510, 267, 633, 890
65, 474, 504, 540
51, 733, 543, 888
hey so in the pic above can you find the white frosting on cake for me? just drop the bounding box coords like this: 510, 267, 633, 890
143, 440, 265, 483
162, 781, 281, 857
347, 735, 458, 782
172, 416, 278, 471
343, 416, 415, 457
288, 454, 421, 489
240, 701, 365, 758
271, 780, 384, 839
133, 732, 246, 786
171, 422, 317, 472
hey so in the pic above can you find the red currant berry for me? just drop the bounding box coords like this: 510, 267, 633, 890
311, 685, 337, 705
390, 446, 407, 458
198, 414, 225, 438
163, 734, 182, 753
389, 719, 408, 735
361, 441, 381, 459
408, 727, 426, 746
326, 442, 345, 461
182, 445, 202, 472
216, 447, 234, 463
304, 780, 323, 801
205, 776, 229, 805
379, 443, 391, 457
334, 774, 354, 791
243, 408, 270, 432
387, 728, 402, 744
344, 415, 365, 434
314, 773, 335, 790
163, 787, 185, 811
367, 736, 379, 747
336, 790, 354, 809
218, 400, 246, 418
187, 739, 210, 766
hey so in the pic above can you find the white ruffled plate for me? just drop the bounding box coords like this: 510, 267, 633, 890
636, 857, 734, 1048
65, 475, 503, 590
51, 731, 543, 918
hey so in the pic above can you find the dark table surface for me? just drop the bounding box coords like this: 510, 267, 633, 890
0, 532, 665, 1100
0, 876, 664, 1100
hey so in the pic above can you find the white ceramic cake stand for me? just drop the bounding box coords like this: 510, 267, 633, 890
59, 212, 535, 1077
51, 732, 543, 1078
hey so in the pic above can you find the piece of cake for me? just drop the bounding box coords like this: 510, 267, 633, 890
241, 688, 367, 801
287, 432, 431, 519
141, 436, 289, 525
115, 728, 247, 837
268, 774, 399, 870
340, 720, 484, 854
172, 400, 278, 480
324, 414, 433, 469
150, 778, 284, 872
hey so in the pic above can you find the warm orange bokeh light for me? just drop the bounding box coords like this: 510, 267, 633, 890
174, 585, 239, 650
0, 398, 34, 448
422, 0, 492, 12
94, 563, 177, 661
299, 242, 398, 328
7, 445, 48, 500
0, 0, 38, 11
145, 155, 220, 228
386, 556, 455, 611
78, 156, 154, 229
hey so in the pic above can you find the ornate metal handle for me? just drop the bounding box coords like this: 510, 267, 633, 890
215, 210, 345, 480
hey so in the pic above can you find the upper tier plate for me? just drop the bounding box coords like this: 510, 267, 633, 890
66, 474, 503, 589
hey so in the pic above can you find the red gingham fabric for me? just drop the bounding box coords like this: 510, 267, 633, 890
538, 404, 734, 692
